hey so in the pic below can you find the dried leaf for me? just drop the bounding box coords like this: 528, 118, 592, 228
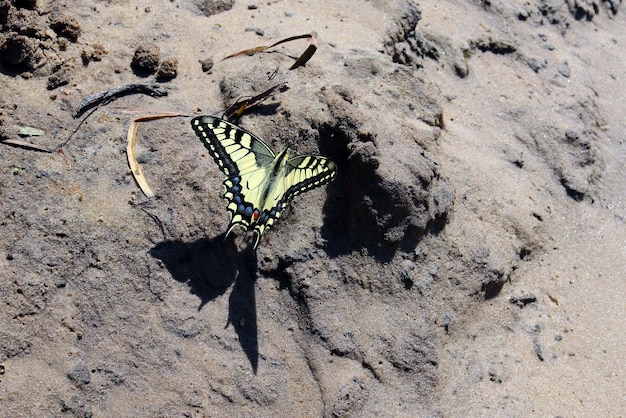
289, 34, 318, 70
223, 46, 270, 59
14, 125, 45, 137
222, 83, 287, 121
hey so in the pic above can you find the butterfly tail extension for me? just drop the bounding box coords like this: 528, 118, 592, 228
223, 225, 233, 243
251, 230, 262, 250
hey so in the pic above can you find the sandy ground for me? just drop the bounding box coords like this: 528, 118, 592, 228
1, 0, 624, 416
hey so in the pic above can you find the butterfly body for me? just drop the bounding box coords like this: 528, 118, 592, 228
191, 116, 336, 249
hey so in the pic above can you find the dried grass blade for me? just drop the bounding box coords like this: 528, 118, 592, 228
1, 139, 53, 152
127, 113, 187, 199
267, 33, 313, 49
222, 46, 270, 60
289, 33, 318, 69
222, 32, 317, 69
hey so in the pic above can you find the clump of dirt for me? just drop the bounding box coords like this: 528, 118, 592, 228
199, 56, 213, 73
4, 7, 40, 36
0, 32, 42, 70
383, 2, 439, 68
0, 1, 9, 22
131, 43, 161, 75
131, 43, 178, 80
12, 0, 37, 9
194, 0, 235, 17
80, 43, 106, 65
49, 13, 81, 42
156, 57, 178, 81
0, 2, 82, 83
46, 62, 71, 89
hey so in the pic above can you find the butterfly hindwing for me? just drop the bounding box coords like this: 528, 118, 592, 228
284, 156, 337, 203
246, 154, 337, 247
190, 116, 337, 249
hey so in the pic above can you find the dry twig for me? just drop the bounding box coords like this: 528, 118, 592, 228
74, 83, 169, 118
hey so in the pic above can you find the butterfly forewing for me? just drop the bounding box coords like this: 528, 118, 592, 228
191, 116, 275, 177
190, 116, 337, 249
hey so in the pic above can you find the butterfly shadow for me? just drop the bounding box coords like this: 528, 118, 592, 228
148, 236, 261, 373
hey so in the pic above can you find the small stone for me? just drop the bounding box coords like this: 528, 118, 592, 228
199, 56, 213, 73
245, 27, 264, 36
527, 57, 547, 73
558, 60, 571, 78
518, 9, 529, 20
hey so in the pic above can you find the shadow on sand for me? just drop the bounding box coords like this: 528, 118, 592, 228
149, 236, 261, 373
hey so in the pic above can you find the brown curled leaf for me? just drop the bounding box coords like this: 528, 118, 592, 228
223, 45, 270, 59
289, 33, 318, 70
